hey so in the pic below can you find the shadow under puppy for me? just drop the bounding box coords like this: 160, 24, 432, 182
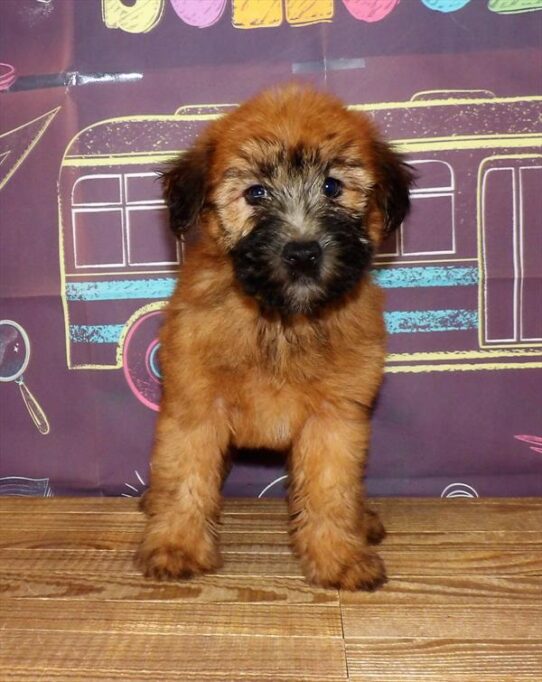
137, 85, 414, 591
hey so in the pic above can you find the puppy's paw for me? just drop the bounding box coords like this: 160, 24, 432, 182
138, 489, 168, 517
334, 548, 387, 591
138, 490, 152, 516
136, 538, 222, 580
301, 547, 387, 592
364, 508, 386, 545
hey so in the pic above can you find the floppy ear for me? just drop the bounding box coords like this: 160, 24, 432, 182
160, 143, 211, 236
372, 140, 415, 235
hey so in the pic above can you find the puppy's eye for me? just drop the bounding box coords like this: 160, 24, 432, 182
323, 177, 343, 199
245, 185, 269, 204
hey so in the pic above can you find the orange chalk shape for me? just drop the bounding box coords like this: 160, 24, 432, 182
232, 0, 283, 28
286, 0, 334, 25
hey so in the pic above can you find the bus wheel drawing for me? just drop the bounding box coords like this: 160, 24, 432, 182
122, 310, 163, 411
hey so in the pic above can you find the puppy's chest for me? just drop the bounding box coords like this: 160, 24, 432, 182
256, 320, 331, 379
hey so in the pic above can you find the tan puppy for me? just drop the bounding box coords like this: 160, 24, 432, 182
137, 85, 413, 590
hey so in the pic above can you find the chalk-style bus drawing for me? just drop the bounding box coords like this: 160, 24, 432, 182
58, 91, 542, 409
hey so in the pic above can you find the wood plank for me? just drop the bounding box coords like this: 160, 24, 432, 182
1, 545, 540, 576
2, 525, 540, 549
0, 672, 322, 681
1, 599, 342, 638
345, 639, 542, 681
4, 509, 542, 538
2, 497, 541, 531
342, 604, 542, 639
0, 529, 292, 550
0, 548, 302, 576
0, 631, 347, 681
340, 575, 542, 605
0, 497, 287, 515
0, 571, 337, 603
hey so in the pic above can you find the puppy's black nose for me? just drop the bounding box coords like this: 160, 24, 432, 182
282, 241, 322, 274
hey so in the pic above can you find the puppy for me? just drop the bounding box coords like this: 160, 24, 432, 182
137, 85, 413, 590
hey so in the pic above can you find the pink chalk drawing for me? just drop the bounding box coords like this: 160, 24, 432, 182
122, 309, 163, 411
342, 0, 401, 22
169, 0, 227, 27
0, 63, 16, 91
514, 435, 542, 455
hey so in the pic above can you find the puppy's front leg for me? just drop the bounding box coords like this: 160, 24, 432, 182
289, 407, 387, 591
137, 411, 229, 580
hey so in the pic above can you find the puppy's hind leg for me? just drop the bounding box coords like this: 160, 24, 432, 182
136, 409, 230, 580
288, 406, 387, 591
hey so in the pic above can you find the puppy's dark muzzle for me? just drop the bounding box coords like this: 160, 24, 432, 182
282, 240, 322, 278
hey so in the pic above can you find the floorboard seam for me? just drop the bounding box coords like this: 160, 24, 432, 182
338, 590, 352, 681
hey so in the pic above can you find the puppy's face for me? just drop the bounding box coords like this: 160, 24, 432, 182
163, 86, 414, 315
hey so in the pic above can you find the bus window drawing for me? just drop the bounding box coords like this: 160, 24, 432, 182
58, 92, 542, 410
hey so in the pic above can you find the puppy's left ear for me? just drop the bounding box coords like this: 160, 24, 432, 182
159, 142, 212, 236
372, 140, 415, 235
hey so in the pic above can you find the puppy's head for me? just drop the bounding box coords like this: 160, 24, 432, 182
162, 85, 414, 315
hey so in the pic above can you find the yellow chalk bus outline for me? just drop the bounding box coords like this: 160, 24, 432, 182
58, 92, 542, 374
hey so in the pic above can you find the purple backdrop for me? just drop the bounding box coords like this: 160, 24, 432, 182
1, 0, 541, 500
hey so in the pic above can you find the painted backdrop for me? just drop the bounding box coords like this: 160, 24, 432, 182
1, 0, 541, 499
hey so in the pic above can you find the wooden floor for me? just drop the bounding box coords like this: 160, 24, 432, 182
0, 497, 541, 681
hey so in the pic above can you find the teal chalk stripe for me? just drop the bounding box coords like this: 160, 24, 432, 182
374, 266, 478, 288
66, 278, 176, 301
70, 309, 478, 345
385, 309, 478, 334
70, 324, 124, 344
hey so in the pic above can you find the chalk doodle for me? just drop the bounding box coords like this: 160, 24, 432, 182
100, 0, 542, 32
258, 474, 289, 498
441, 482, 479, 498
102, 0, 165, 33
122, 469, 148, 497
514, 435, 542, 454
56, 91, 542, 409
0, 321, 51, 434
0, 108, 60, 191
342, 0, 401, 22
0, 63, 16, 91
420, 0, 471, 12
170, 0, 228, 27
488, 0, 542, 13
0, 476, 53, 497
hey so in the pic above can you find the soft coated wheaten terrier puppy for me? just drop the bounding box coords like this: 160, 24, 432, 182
137, 84, 413, 590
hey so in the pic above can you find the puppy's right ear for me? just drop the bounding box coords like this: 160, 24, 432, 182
160, 143, 211, 236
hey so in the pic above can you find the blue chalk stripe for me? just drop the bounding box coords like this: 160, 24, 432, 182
373, 266, 478, 289
65, 266, 478, 302
70, 309, 478, 344
65, 277, 176, 301
70, 324, 124, 344
385, 309, 478, 334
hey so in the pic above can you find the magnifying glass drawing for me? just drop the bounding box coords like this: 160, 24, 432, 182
0, 320, 50, 435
